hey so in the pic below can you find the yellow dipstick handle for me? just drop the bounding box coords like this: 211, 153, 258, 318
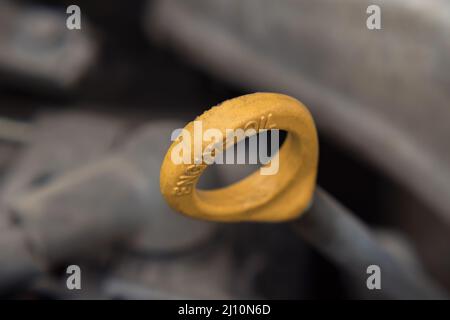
160, 93, 318, 222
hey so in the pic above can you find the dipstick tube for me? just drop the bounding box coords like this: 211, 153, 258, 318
296, 187, 447, 299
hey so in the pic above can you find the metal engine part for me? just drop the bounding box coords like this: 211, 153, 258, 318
0, 113, 222, 296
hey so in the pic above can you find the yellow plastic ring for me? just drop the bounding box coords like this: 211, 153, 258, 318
160, 93, 318, 222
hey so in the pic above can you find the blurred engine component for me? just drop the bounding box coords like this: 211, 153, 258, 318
0, 114, 220, 295
121, 121, 218, 254
0, 0, 97, 92
148, 0, 450, 226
